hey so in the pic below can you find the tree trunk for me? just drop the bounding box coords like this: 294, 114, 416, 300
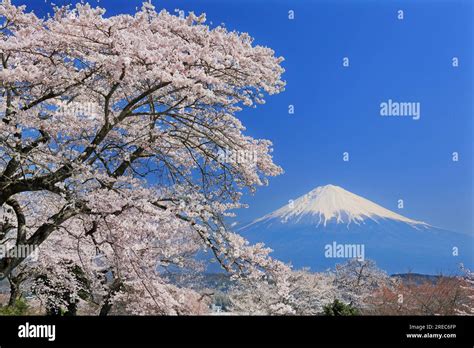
99, 279, 122, 316
8, 277, 20, 306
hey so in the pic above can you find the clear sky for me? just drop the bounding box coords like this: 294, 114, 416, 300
17, 0, 473, 234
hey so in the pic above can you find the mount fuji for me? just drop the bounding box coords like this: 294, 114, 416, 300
238, 185, 473, 275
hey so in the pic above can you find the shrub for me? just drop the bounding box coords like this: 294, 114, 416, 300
323, 299, 360, 316
0, 298, 29, 316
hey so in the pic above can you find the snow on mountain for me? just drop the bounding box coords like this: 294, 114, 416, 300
238, 185, 473, 275
243, 184, 427, 229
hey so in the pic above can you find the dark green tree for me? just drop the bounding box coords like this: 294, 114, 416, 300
323, 299, 360, 316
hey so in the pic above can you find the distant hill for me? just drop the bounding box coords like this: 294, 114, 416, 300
392, 273, 447, 285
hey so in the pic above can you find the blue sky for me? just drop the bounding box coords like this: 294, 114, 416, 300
18, 0, 473, 234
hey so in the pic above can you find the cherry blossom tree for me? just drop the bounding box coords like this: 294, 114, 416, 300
229, 260, 395, 315
0, 0, 286, 313
456, 264, 474, 315
333, 259, 395, 309
229, 266, 336, 315
366, 271, 474, 315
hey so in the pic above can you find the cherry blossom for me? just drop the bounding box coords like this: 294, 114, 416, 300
0, 0, 285, 314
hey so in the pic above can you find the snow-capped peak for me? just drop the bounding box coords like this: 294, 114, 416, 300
246, 184, 427, 227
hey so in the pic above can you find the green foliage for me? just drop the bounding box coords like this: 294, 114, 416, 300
323, 299, 359, 316
0, 298, 29, 316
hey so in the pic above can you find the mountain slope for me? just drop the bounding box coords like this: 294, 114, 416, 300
244, 184, 427, 228
239, 185, 473, 275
